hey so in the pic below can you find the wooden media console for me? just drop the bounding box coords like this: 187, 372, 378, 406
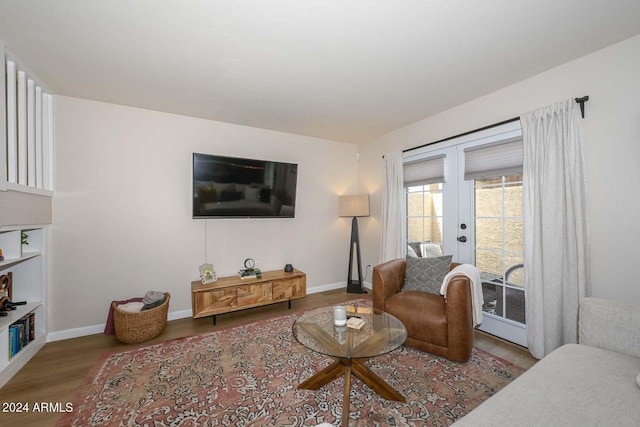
191, 268, 306, 324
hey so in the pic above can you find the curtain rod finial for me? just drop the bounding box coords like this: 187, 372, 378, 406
575, 95, 589, 118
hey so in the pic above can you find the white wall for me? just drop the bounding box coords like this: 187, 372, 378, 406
359, 35, 640, 304
50, 97, 359, 333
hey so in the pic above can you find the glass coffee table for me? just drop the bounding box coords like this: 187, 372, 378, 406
292, 304, 407, 426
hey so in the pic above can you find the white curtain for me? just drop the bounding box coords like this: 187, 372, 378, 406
521, 98, 590, 359
380, 151, 404, 262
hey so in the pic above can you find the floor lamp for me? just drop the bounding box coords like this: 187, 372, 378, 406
339, 194, 370, 294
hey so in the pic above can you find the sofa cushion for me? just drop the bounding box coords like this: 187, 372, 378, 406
452, 343, 640, 426
403, 255, 452, 294
579, 297, 640, 358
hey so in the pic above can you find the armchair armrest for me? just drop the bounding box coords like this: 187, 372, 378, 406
372, 259, 406, 312
579, 297, 640, 358
444, 275, 474, 362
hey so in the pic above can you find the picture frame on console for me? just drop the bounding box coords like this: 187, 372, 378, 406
199, 263, 217, 284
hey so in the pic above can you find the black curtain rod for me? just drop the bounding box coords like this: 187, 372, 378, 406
401, 95, 589, 155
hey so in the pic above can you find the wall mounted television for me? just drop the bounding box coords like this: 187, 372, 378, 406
193, 153, 298, 218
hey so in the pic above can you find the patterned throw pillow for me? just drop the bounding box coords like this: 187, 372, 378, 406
403, 255, 453, 294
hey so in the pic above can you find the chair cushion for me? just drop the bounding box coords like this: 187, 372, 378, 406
403, 255, 452, 293
420, 242, 443, 257
407, 241, 422, 257
407, 245, 418, 257
386, 291, 448, 347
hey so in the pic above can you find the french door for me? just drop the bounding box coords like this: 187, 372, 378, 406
404, 121, 527, 346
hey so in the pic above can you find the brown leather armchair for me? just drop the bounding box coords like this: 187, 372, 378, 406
372, 258, 474, 362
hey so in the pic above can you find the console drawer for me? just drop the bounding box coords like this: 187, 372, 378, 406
193, 288, 237, 317
273, 278, 305, 300
237, 282, 272, 306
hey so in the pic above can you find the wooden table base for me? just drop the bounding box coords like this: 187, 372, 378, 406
298, 357, 405, 426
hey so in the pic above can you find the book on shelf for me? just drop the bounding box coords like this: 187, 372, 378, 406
28, 312, 35, 342
7, 313, 36, 359
19, 317, 28, 348
8, 326, 15, 359
9, 324, 22, 358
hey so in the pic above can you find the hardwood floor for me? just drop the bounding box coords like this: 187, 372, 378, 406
0, 289, 536, 426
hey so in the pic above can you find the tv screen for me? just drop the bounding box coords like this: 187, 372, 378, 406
193, 153, 298, 218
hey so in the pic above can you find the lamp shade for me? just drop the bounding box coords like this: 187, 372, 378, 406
339, 194, 370, 217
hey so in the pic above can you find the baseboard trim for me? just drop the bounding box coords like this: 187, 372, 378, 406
47, 281, 372, 342
310, 280, 372, 293
47, 324, 104, 342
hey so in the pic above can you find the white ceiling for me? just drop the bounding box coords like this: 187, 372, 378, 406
1, 0, 640, 143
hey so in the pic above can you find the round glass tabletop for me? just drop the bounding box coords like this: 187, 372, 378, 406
292, 303, 407, 360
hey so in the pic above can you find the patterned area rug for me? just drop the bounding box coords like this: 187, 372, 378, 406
58, 303, 525, 426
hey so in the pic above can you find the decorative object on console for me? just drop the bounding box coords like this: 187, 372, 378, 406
239, 258, 262, 279
284, 263, 293, 272
199, 263, 217, 284
338, 194, 370, 294
0, 248, 3, 261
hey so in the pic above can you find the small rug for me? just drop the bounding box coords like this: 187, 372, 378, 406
58, 302, 525, 426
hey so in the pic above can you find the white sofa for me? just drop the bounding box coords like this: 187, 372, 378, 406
454, 297, 640, 426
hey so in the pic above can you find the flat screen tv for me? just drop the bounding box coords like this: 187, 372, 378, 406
193, 153, 298, 218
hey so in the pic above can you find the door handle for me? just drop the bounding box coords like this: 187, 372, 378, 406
457, 236, 467, 243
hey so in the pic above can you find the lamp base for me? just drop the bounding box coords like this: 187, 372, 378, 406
347, 280, 368, 294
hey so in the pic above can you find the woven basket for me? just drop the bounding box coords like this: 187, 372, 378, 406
113, 293, 170, 344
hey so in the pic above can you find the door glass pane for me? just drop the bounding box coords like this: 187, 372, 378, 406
475, 177, 504, 217
475, 175, 525, 326
504, 177, 523, 216
505, 286, 526, 323
505, 219, 523, 252
505, 253, 524, 286
406, 183, 443, 257
481, 282, 503, 317
476, 249, 503, 278
476, 218, 503, 251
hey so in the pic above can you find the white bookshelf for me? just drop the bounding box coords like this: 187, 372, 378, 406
0, 226, 47, 388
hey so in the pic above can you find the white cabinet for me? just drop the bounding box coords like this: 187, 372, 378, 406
0, 226, 47, 387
